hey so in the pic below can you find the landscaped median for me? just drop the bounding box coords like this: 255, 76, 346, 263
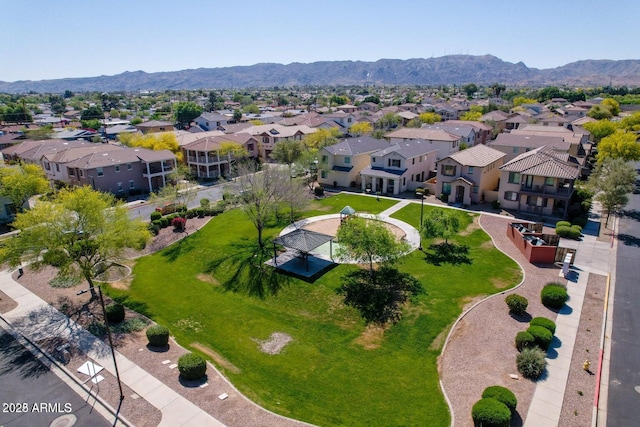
105, 193, 521, 427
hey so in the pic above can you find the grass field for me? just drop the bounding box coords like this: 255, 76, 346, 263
107, 194, 521, 426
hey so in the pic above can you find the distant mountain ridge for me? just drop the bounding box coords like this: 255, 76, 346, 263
1, 55, 639, 93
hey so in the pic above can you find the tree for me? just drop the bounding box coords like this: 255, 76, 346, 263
149, 164, 198, 214
1, 186, 150, 299
601, 98, 620, 116
363, 95, 380, 104
460, 111, 482, 121
491, 83, 506, 98
0, 163, 50, 214
587, 105, 614, 120
596, 130, 640, 163
378, 112, 401, 130
418, 112, 441, 124
512, 96, 538, 107
619, 112, 640, 132
303, 128, 340, 149
337, 266, 423, 325
118, 132, 182, 161
462, 83, 478, 98
583, 120, 618, 142
174, 101, 203, 128
80, 105, 104, 121
24, 124, 54, 140
588, 157, 636, 227
233, 109, 243, 122
336, 216, 410, 274
421, 209, 461, 245
350, 122, 373, 136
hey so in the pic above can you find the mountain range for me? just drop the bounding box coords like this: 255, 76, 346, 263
2, 55, 639, 94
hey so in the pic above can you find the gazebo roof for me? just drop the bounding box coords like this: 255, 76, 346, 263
273, 229, 334, 254
340, 205, 356, 215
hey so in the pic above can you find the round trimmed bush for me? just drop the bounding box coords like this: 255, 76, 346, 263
541, 284, 569, 310
555, 220, 571, 228
505, 293, 528, 316
105, 303, 125, 324
527, 325, 553, 351
146, 324, 170, 347
159, 217, 169, 228
556, 225, 581, 239
178, 353, 206, 380
516, 347, 547, 379
482, 386, 517, 415
530, 317, 556, 334
515, 331, 536, 352
471, 398, 511, 427
150, 211, 162, 221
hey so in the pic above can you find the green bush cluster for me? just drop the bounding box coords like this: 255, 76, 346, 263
541, 283, 569, 310
505, 293, 528, 316
177, 352, 207, 380
105, 303, 125, 324
515, 331, 536, 352
481, 386, 517, 415
555, 220, 583, 240
471, 398, 511, 427
150, 211, 162, 221
516, 347, 546, 379
530, 317, 556, 334
314, 186, 324, 196
527, 325, 553, 351
146, 324, 170, 347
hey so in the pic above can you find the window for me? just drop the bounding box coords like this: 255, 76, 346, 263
321, 155, 328, 163
389, 159, 401, 168
97, 167, 104, 177
79, 170, 84, 178
262, 136, 269, 144
508, 172, 521, 184
504, 191, 518, 201
513, 147, 519, 154
115, 165, 120, 173
441, 164, 456, 176
402, 177, 406, 185
344, 156, 351, 164
117, 182, 123, 192
468, 166, 474, 175
129, 180, 135, 189
321, 170, 328, 179
372, 157, 376, 163
127, 163, 132, 170
44, 161, 50, 171
411, 174, 414, 182
412, 158, 415, 165
68, 168, 75, 177
247, 143, 254, 151
442, 183, 452, 195
545, 177, 554, 186
55, 164, 60, 172
473, 186, 479, 194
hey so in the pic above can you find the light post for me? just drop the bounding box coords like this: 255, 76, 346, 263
418, 189, 425, 251
77, 285, 124, 426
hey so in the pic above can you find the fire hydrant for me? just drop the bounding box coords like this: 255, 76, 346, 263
583, 360, 591, 371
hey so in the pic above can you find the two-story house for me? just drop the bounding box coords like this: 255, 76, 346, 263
194, 112, 229, 131
317, 137, 389, 189
435, 144, 506, 205
489, 133, 571, 163
360, 141, 438, 195
385, 127, 463, 160
182, 134, 256, 179
135, 120, 175, 134
243, 124, 317, 160
498, 146, 581, 218
422, 123, 476, 146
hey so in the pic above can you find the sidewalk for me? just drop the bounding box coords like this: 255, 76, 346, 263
0, 270, 225, 427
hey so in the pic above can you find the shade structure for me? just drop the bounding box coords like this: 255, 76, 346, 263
272, 229, 334, 254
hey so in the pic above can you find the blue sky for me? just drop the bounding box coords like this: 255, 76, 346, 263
1, 0, 637, 82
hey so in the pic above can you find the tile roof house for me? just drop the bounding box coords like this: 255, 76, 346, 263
422, 123, 476, 146
194, 112, 229, 131
135, 120, 175, 134
489, 133, 572, 162
498, 146, 581, 218
242, 124, 317, 160
444, 120, 493, 145
359, 140, 438, 195
385, 127, 463, 160
435, 144, 506, 205
317, 137, 389, 189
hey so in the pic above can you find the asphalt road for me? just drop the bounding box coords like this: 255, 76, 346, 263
0, 327, 111, 427
606, 166, 640, 427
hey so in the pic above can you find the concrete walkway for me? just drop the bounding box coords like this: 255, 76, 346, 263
0, 270, 226, 427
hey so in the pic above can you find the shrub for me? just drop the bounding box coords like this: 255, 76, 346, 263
150, 211, 162, 221
185, 209, 196, 219
515, 331, 536, 352
105, 303, 125, 324
440, 193, 449, 203
555, 220, 571, 228
146, 324, 170, 347
556, 225, 581, 240
541, 284, 569, 310
482, 386, 517, 415
172, 217, 186, 231
516, 347, 547, 379
573, 215, 588, 228
505, 294, 528, 316
492, 200, 501, 209
571, 224, 582, 234
314, 186, 324, 196
159, 217, 169, 228
530, 317, 556, 334
200, 198, 210, 208
148, 222, 160, 236
527, 325, 553, 351
178, 353, 206, 380
196, 207, 205, 218
471, 398, 511, 427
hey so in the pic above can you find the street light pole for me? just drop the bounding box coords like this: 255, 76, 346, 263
419, 192, 425, 251
77, 285, 124, 426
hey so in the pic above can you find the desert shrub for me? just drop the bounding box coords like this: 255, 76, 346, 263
146, 324, 170, 347
178, 353, 206, 380
105, 303, 125, 324
530, 317, 556, 334
87, 320, 107, 337
208, 203, 224, 216
555, 220, 571, 228
505, 293, 528, 316
541, 284, 569, 310
482, 386, 517, 415
527, 325, 553, 351
516, 347, 547, 379
515, 331, 536, 352
112, 318, 149, 334
314, 186, 324, 196
200, 198, 210, 208
471, 398, 511, 427
150, 211, 162, 221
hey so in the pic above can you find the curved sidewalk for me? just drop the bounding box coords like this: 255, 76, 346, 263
0, 270, 225, 427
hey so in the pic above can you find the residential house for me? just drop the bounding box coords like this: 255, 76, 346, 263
498, 146, 581, 218
317, 137, 389, 189
489, 133, 571, 163
385, 127, 463, 160
323, 111, 356, 132
479, 110, 511, 133
242, 124, 317, 160
335, 104, 358, 114
504, 113, 531, 131
422, 123, 476, 146
435, 144, 505, 205
135, 120, 175, 134
358, 102, 380, 112
396, 110, 419, 126
509, 124, 590, 158
359, 140, 438, 195
444, 120, 493, 145
182, 136, 248, 180
194, 112, 229, 131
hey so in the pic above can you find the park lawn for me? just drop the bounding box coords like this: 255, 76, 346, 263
303, 192, 397, 217
108, 195, 521, 427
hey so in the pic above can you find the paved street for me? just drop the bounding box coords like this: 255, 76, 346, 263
606, 167, 640, 427
0, 326, 111, 427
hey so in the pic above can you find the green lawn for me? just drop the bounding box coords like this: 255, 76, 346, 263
107, 195, 521, 427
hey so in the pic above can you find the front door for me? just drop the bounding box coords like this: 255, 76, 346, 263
455, 185, 465, 203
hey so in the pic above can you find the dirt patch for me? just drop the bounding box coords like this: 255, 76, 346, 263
196, 273, 220, 286
192, 342, 241, 374
253, 332, 293, 355
353, 324, 386, 349
459, 215, 481, 236
0, 290, 18, 313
